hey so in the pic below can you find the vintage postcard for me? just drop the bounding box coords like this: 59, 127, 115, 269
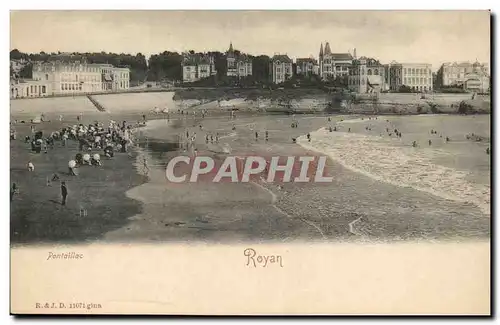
9, 10, 491, 315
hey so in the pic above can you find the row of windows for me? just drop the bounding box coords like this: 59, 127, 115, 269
404, 67, 431, 75
276, 67, 291, 74
26, 85, 47, 94
62, 66, 101, 73
348, 78, 366, 85
61, 83, 83, 91
61, 74, 101, 82
406, 85, 432, 91
349, 68, 382, 76
404, 77, 432, 85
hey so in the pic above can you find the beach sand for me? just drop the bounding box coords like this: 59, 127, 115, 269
10, 94, 490, 244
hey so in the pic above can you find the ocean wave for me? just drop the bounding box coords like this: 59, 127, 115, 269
297, 128, 490, 216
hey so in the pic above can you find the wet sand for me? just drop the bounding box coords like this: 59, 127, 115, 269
104, 112, 490, 243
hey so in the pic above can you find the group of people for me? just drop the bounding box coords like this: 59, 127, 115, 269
11, 113, 143, 206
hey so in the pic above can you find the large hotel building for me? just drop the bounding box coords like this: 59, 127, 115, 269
10, 60, 130, 99
386, 62, 433, 92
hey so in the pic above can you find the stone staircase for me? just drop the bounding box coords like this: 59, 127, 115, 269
87, 95, 106, 112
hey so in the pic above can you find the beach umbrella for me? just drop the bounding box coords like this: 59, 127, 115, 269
93, 154, 100, 161
68, 160, 76, 168
83, 153, 91, 163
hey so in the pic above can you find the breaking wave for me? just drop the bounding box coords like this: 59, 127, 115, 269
297, 128, 490, 216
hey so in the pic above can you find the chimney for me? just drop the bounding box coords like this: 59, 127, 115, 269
354, 48, 357, 59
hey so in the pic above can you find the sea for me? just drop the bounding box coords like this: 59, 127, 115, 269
109, 112, 491, 243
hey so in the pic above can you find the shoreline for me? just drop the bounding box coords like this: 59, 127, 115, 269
10, 109, 490, 244
296, 123, 490, 217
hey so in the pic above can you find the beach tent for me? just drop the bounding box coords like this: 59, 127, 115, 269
162, 107, 170, 113
153, 107, 162, 114
31, 115, 43, 124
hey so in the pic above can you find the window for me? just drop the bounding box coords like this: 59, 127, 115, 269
45, 74, 49, 80
61, 84, 64, 91
78, 84, 82, 91
367, 69, 372, 75
374, 69, 379, 75
42, 86, 46, 94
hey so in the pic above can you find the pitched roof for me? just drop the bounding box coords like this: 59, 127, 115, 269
297, 58, 317, 64
327, 53, 353, 60
324, 42, 331, 55
182, 53, 213, 66
272, 55, 292, 63
319, 43, 324, 57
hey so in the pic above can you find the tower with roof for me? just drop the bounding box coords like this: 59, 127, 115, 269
226, 42, 252, 78
318, 42, 353, 81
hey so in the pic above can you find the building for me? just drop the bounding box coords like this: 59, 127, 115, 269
10, 78, 51, 99
436, 61, 489, 92
269, 55, 293, 84
296, 58, 318, 77
25, 60, 130, 97
318, 43, 353, 80
348, 57, 386, 93
181, 53, 217, 83
385, 62, 433, 92
226, 42, 252, 77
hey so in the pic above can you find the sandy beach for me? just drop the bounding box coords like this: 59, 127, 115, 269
10, 92, 490, 245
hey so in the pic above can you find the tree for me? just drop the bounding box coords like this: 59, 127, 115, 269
19, 63, 32, 79
252, 55, 270, 83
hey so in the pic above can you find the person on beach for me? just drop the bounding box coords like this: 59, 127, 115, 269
486, 148, 490, 155
255, 131, 258, 141
265, 131, 269, 142
446, 137, 450, 142
428, 140, 432, 146
143, 157, 150, 176
348, 128, 351, 133
412, 141, 417, 147
10, 183, 18, 202
61, 181, 68, 206
59, 114, 63, 122
307, 133, 311, 142
68, 160, 77, 176
62, 133, 68, 147
206, 135, 209, 144
27, 161, 35, 172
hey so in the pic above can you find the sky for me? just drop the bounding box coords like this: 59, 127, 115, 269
10, 10, 490, 70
